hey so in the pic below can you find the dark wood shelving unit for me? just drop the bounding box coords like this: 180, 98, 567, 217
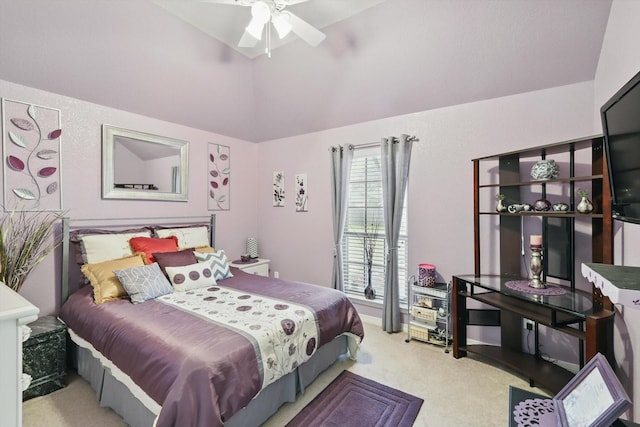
458, 344, 575, 394
478, 174, 604, 189
463, 291, 585, 327
454, 135, 615, 394
479, 211, 605, 218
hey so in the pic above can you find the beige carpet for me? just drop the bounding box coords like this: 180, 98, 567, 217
23, 320, 548, 426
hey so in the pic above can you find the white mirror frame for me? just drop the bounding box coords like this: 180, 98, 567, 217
102, 125, 189, 201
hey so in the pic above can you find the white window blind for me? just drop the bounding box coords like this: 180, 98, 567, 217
341, 146, 408, 301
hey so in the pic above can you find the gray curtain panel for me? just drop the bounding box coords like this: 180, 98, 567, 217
329, 145, 353, 291
381, 135, 414, 332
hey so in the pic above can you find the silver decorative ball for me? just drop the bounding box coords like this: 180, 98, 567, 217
531, 160, 559, 180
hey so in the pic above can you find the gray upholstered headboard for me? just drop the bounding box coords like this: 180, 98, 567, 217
60, 214, 216, 303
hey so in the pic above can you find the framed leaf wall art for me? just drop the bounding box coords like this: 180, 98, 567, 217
2, 99, 63, 211
208, 143, 230, 210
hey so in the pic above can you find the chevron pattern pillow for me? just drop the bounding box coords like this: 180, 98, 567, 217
194, 249, 233, 281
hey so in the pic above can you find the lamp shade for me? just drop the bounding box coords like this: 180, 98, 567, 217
246, 237, 258, 259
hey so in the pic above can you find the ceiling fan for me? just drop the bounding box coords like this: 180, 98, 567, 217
201, 0, 326, 52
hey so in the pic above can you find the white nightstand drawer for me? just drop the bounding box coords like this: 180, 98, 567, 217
230, 259, 270, 277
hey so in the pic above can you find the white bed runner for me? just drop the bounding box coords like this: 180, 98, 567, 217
158, 285, 319, 390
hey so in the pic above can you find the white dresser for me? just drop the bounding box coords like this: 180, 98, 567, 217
0, 285, 39, 427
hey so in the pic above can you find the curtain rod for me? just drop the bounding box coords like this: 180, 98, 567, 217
350, 135, 420, 150
330, 135, 419, 151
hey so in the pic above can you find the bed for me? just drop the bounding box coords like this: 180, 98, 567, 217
58, 215, 364, 427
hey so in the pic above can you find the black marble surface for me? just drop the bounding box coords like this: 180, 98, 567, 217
23, 316, 67, 400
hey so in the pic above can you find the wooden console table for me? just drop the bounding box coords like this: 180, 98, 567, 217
452, 274, 614, 394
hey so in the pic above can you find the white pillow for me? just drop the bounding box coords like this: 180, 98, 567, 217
79, 231, 152, 264
165, 261, 217, 292
155, 226, 210, 249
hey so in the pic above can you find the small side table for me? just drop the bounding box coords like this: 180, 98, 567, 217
230, 258, 271, 277
22, 316, 67, 400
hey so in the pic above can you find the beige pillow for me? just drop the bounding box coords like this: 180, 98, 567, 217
81, 253, 146, 303
155, 226, 210, 249
193, 245, 215, 253
79, 230, 152, 264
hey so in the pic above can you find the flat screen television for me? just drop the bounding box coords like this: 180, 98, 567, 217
601, 68, 640, 224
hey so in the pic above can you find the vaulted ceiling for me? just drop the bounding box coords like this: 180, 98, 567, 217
0, 0, 612, 142
150, 0, 386, 59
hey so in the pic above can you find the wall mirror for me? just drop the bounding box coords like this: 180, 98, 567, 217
102, 125, 189, 201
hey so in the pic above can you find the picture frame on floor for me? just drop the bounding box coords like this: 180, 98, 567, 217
553, 353, 631, 427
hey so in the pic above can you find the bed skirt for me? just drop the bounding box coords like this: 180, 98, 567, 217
70, 331, 349, 427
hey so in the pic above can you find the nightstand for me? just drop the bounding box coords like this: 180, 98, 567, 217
230, 258, 271, 277
22, 316, 67, 400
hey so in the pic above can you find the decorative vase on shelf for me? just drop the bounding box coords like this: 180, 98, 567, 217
496, 194, 507, 212
531, 159, 560, 180
577, 195, 594, 214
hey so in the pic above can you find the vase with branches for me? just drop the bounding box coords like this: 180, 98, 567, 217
363, 222, 381, 300
0, 208, 64, 292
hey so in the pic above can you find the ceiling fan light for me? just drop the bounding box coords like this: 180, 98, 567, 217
250, 1, 271, 24
272, 12, 292, 39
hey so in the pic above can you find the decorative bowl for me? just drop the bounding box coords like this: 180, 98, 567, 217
531, 160, 559, 180
533, 198, 551, 211
552, 202, 569, 211
507, 203, 530, 213
508, 204, 524, 213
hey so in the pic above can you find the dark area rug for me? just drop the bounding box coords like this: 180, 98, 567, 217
285, 370, 423, 427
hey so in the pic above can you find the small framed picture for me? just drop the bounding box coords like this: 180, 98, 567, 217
553, 353, 631, 427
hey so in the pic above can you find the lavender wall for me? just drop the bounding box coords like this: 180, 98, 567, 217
255, 81, 595, 342
593, 0, 640, 420
0, 79, 260, 316
0, 0, 637, 415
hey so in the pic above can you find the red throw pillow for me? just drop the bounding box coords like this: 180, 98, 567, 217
129, 236, 178, 264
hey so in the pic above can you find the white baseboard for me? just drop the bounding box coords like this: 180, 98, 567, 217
359, 313, 382, 327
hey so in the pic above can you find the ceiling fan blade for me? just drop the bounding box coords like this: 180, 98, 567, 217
281, 0, 311, 5
198, 0, 253, 5
285, 11, 326, 46
244, 3, 270, 41
239, 31, 259, 47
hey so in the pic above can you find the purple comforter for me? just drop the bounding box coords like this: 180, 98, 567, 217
59, 269, 364, 427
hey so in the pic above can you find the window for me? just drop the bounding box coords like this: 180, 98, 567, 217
341, 146, 408, 301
